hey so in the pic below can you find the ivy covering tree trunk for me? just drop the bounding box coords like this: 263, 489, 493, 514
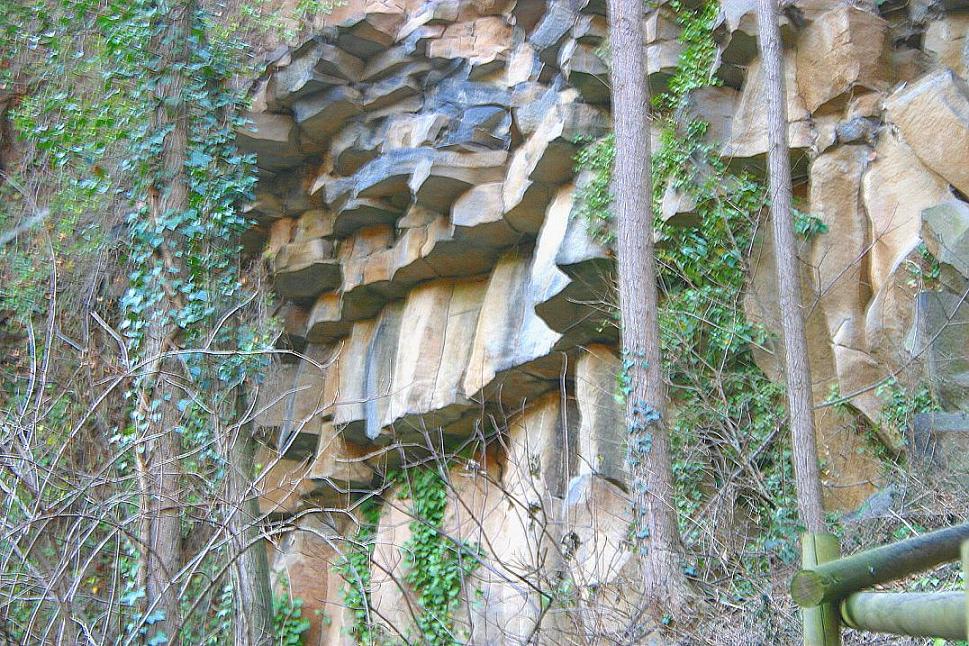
227, 400, 274, 646
606, 0, 694, 621
137, 1, 195, 640
755, 0, 826, 533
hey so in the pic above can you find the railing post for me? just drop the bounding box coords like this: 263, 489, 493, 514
963, 540, 968, 640
802, 532, 841, 646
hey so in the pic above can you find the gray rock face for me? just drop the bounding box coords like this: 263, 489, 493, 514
910, 290, 969, 411
911, 412, 969, 485
274, 239, 341, 301
242, 0, 969, 638
922, 200, 969, 281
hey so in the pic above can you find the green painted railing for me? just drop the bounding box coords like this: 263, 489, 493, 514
790, 522, 969, 645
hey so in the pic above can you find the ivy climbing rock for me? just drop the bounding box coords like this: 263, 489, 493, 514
242, 0, 969, 640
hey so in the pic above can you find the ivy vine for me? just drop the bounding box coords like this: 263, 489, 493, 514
397, 468, 481, 646
336, 496, 384, 644
338, 468, 482, 646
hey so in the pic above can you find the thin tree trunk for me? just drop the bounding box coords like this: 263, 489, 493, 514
140, 1, 195, 641
607, 0, 693, 619
756, 0, 826, 533
228, 391, 274, 646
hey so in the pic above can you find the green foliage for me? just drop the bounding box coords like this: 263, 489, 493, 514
573, 134, 616, 245
397, 467, 481, 646
0, 0, 131, 322
337, 469, 482, 646
655, 0, 720, 110
336, 496, 384, 645
1, 0, 281, 641
296, 0, 347, 20
905, 241, 943, 289
273, 592, 312, 645
793, 209, 829, 239
875, 378, 939, 445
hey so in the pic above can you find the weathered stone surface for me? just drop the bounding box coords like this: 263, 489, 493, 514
503, 94, 609, 233
862, 132, 952, 307
464, 246, 564, 404
533, 184, 614, 344
892, 47, 931, 84
242, 0, 969, 630
369, 393, 579, 641
331, 303, 404, 443
808, 145, 884, 425
306, 292, 352, 342
439, 105, 512, 151
333, 197, 401, 238
886, 68, 969, 197
924, 13, 969, 77
293, 86, 364, 142
723, 52, 813, 170
427, 400, 571, 633
243, 191, 286, 223
575, 346, 625, 485
368, 489, 420, 636
274, 239, 342, 301
644, 8, 684, 92
660, 180, 700, 228
383, 112, 450, 150
909, 290, 969, 410
509, 82, 558, 136
911, 411, 969, 483
328, 4, 406, 59
409, 149, 508, 211
795, 6, 892, 113
529, 185, 581, 327
271, 514, 353, 646
293, 208, 333, 241
559, 40, 610, 104
717, 0, 759, 67
425, 77, 513, 114
307, 421, 374, 489
529, 0, 578, 66
360, 71, 422, 112
563, 473, 634, 587
563, 473, 642, 644
573, 12, 607, 44
922, 200, 969, 282
329, 122, 380, 175
326, 148, 507, 213
427, 16, 513, 68
745, 223, 883, 508
687, 86, 739, 146
385, 278, 486, 432
451, 182, 519, 247
236, 112, 306, 170
256, 449, 315, 515
269, 42, 363, 108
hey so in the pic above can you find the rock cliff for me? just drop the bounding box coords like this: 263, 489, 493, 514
236, 0, 969, 642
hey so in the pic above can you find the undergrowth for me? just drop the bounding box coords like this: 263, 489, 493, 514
337, 467, 482, 645
576, 0, 812, 605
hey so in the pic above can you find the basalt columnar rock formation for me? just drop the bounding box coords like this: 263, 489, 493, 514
237, 1, 969, 642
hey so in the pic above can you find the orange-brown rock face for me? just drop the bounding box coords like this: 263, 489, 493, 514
242, 0, 969, 641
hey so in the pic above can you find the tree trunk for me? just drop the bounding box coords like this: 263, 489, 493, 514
228, 391, 274, 646
140, 1, 195, 641
607, 0, 693, 619
756, 0, 826, 534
